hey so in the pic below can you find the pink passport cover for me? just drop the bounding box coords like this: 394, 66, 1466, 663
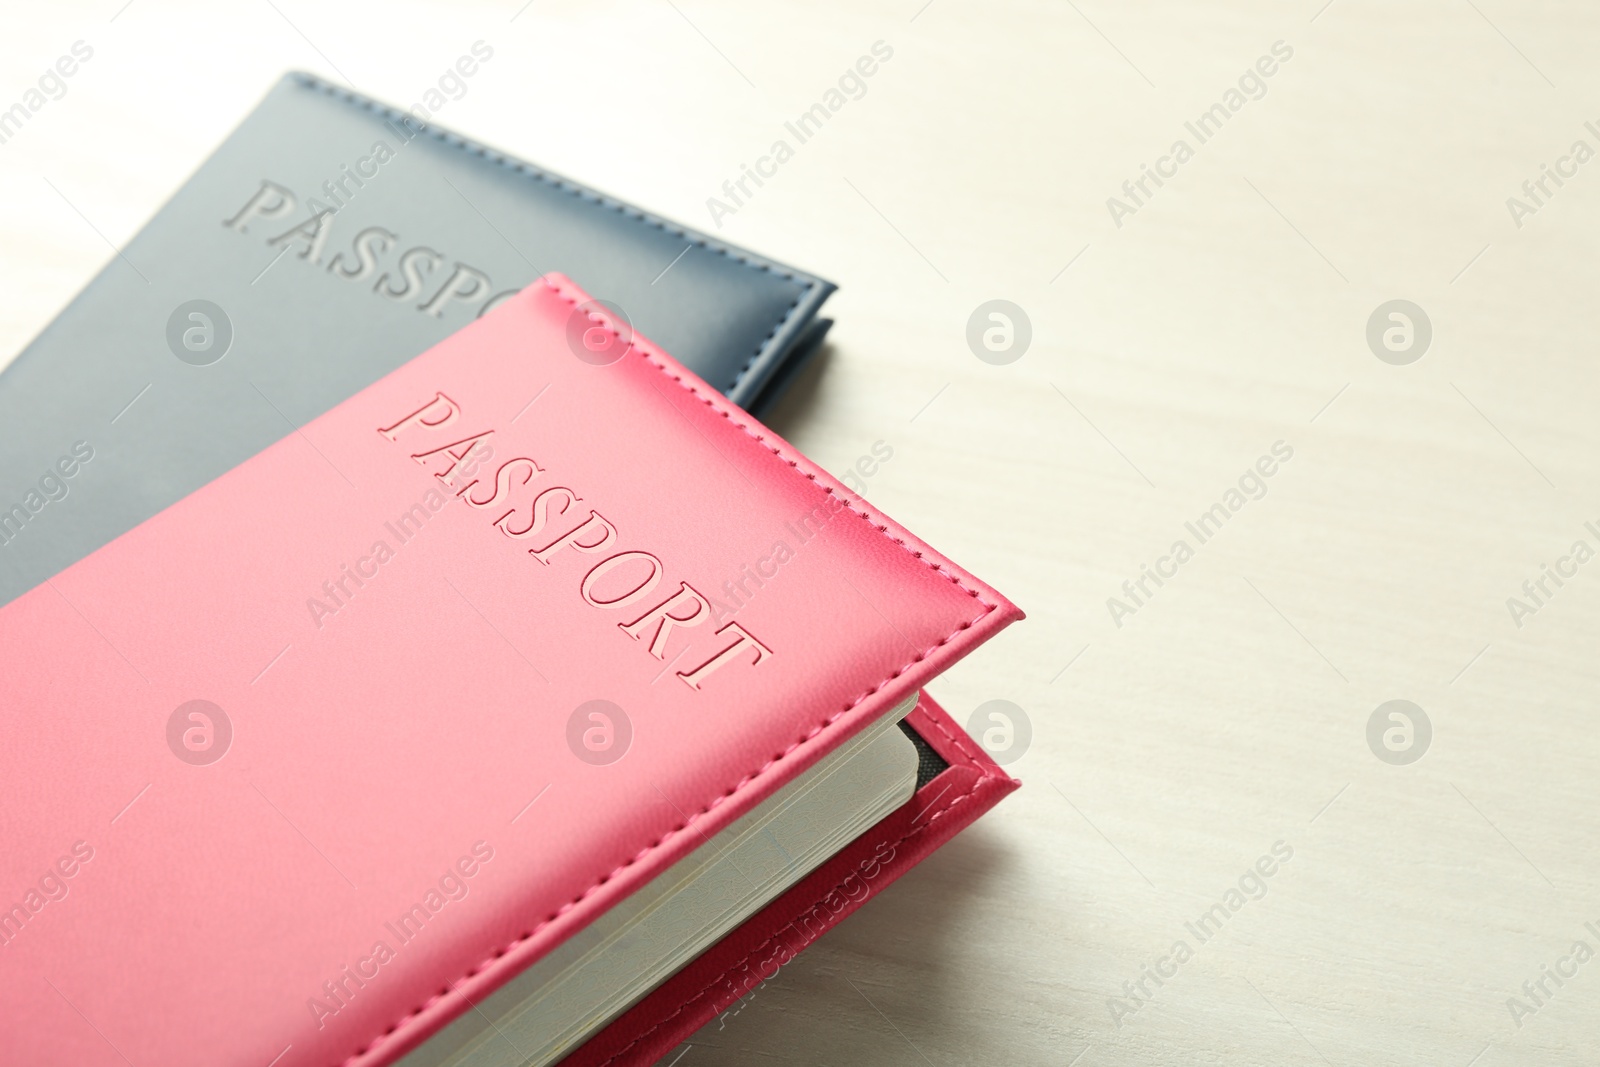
0, 275, 1020, 1067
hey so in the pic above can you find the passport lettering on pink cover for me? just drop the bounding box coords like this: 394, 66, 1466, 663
0, 276, 1020, 1067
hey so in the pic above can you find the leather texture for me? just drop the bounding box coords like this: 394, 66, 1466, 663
0, 277, 1019, 1067
563, 690, 1019, 1067
0, 71, 834, 610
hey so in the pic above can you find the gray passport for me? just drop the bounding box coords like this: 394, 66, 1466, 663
0, 72, 835, 607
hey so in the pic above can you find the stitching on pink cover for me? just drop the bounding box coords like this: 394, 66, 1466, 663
544, 277, 995, 599
334, 279, 1000, 1067
591, 763, 990, 1066
912, 705, 986, 769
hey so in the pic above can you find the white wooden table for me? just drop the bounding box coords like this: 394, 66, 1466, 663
5, 2, 1597, 1064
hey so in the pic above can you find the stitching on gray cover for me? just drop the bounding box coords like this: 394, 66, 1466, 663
287, 73, 818, 395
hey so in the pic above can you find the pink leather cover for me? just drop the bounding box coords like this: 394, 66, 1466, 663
0, 275, 1020, 1067
567, 690, 1018, 1067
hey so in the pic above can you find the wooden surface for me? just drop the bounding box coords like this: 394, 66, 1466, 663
5, 2, 1599, 1064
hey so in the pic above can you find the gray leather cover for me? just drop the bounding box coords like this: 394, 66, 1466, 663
0, 73, 834, 607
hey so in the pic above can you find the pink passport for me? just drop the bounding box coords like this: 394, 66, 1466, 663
0, 275, 1021, 1066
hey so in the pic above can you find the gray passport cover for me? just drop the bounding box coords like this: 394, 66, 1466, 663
0, 72, 834, 607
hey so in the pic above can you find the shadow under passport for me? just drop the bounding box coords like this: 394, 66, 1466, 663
666, 821, 1020, 1066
